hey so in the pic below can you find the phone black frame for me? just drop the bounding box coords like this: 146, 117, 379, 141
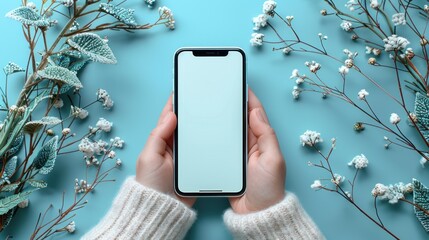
173, 47, 247, 197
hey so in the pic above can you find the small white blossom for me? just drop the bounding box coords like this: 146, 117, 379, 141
340, 20, 353, 31
62, 128, 71, 135
425, 5, 429, 13
111, 137, 125, 148
252, 14, 268, 30
53, 98, 64, 108
305, 61, 321, 73
311, 180, 323, 189
116, 158, 122, 166
290, 69, 299, 79
282, 47, 292, 55
318, 33, 328, 40
65, 221, 75, 233
348, 154, 369, 169
343, 49, 358, 59
339, 65, 349, 75
383, 35, 410, 52
71, 106, 89, 119
250, 33, 264, 46
26, 2, 36, 9
96, 89, 114, 110
145, 0, 156, 8
107, 150, 116, 158
370, 0, 379, 8
290, 69, 305, 85
372, 182, 413, 204
96, 118, 113, 132
390, 113, 401, 124
292, 86, 301, 99
300, 130, 323, 147
263, 0, 277, 16
332, 173, 345, 185
392, 13, 406, 26
18, 199, 29, 208
358, 89, 369, 100
62, 0, 74, 7
9, 105, 17, 113
158, 6, 175, 30
79, 138, 95, 158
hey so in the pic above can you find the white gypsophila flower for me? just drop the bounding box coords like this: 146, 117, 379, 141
107, 150, 116, 158
390, 113, 401, 124
145, 0, 155, 8
26, 2, 36, 9
373, 182, 413, 204
263, 0, 277, 16
53, 98, 64, 108
343, 49, 358, 59
300, 130, 323, 147
96, 118, 113, 132
358, 89, 369, 100
290, 69, 305, 85
370, 0, 379, 8
332, 173, 345, 185
158, 6, 175, 30
318, 33, 328, 40
339, 65, 349, 75
292, 86, 301, 99
340, 20, 352, 31
116, 158, 122, 166
111, 137, 125, 148
96, 89, 114, 110
419, 153, 429, 168
282, 47, 292, 55
311, 180, 322, 189
290, 69, 299, 79
9, 105, 17, 112
392, 13, 406, 26
348, 154, 369, 169
78, 138, 95, 158
345, 59, 354, 68
305, 61, 321, 73
18, 199, 29, 208
65, 221, 75, 233
62, 0, 74, 7
250, 33, 264, 46
62, 128, 71, 135
71, 106, 89, 119
425, 5, 429, 13
345, 0, 357, 11
252, 14, 268, 30
383, 35, 410, 52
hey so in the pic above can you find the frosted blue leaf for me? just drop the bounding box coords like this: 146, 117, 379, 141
413, 179, 429, 232
5, 7, 53, 27
0, 189, 37, 215
23, 116, 61, 134
3, 62, 24, 76
32, 136, 58, 175
1, 183, 20, 192
99, 3, 137, 26
38, 66, 82, 89
414, 93, 429, 141
27, 179, 47, 188
6, 133, 23, 157
67, 33, 117, 64
1, 156, 17, 179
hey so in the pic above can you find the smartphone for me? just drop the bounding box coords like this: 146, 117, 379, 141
173, 47, 247, 196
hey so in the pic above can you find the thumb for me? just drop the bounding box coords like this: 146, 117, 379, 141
145, 112, 177, 155
249, 108, 281, 154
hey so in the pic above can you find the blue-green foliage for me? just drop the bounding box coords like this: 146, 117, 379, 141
38, 66, 82, 89
3, 62, 24, 76
414, 93, 429, 141
0, 189, 37, 215
6, 133, 23, 157
0, 156, 17, 185
23, 116, 61, 134
5, 7, 53, 27
67, 33, 117, 64
27, 179, 47, 188
32, 136, 58, 175
413, 179, 429, 232
99, 3, 137, 26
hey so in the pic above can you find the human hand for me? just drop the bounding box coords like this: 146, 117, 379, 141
229, 89, 286, 214
135, 94, 196, 207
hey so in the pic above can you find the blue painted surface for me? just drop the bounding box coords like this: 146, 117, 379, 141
0, 0, 427, 239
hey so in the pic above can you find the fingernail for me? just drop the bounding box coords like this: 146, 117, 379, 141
256, 108, 267, 123
162, 112, 172, 124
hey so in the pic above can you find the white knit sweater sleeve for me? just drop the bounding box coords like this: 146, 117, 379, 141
223, 192, 325, 240
81, 177, 196, 240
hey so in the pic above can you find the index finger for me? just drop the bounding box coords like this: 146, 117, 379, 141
157, 94, 173, 126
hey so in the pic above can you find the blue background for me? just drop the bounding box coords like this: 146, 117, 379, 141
0, 0, 428, 239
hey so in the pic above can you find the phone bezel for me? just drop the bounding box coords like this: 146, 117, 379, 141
173, 47, 247, 197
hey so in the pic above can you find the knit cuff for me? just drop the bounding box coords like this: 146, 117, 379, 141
82, 177, 196, 240
223, 192, 324, 240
